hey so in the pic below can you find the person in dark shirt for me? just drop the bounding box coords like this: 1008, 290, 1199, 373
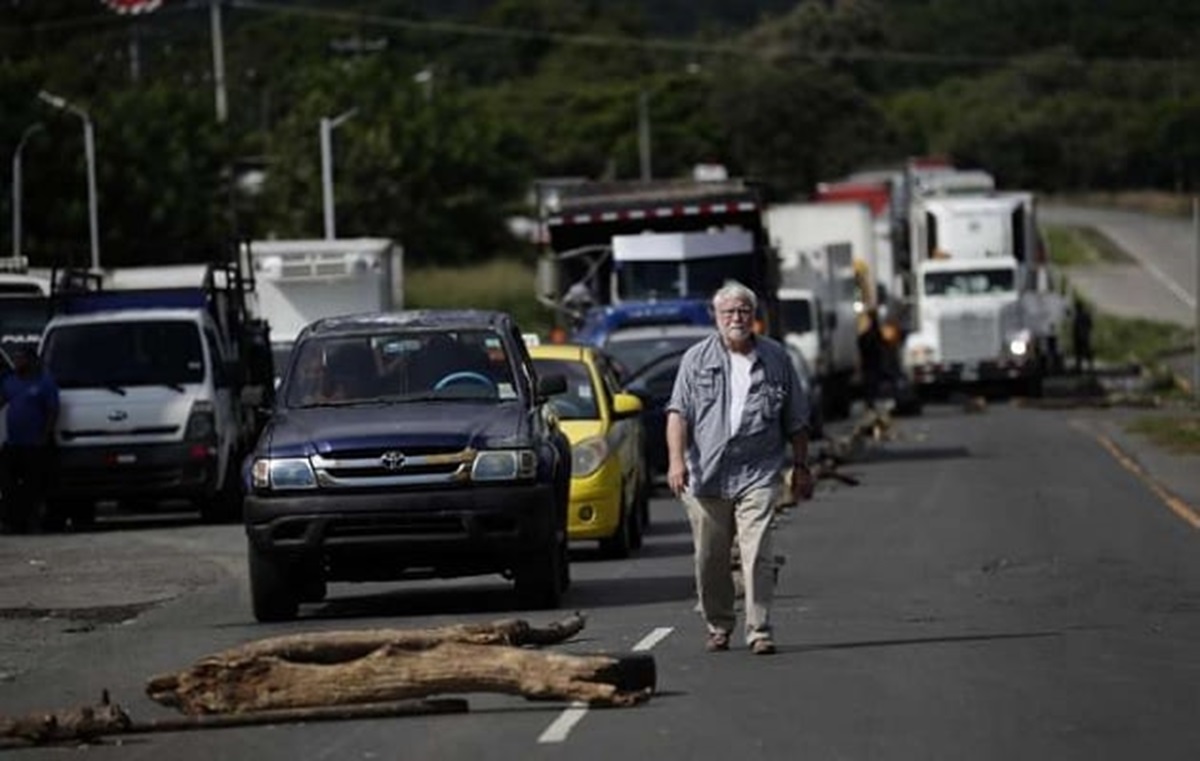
0, 347, 60, 533
1072, 298, 1095, 374
857, 309, 886, 411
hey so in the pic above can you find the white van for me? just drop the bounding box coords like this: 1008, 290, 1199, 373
36, 263, 268, 527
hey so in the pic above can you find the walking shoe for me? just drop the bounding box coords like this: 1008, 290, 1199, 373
750, 637, 776, 655
705, 630, 730, 652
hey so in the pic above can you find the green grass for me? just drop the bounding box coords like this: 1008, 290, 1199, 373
1092, 312, 1192, 366
1126, 414, 1200, 455
404, 258, 555, 335
1043, 225, 1131, 266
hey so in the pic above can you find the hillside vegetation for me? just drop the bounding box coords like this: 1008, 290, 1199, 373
3, 1, 1200, 268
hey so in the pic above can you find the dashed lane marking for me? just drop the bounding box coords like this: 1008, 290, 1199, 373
632, 626, 674, 652
536, 626, 674, 744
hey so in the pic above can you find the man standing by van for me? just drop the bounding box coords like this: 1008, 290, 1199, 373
0, 347, 60, 533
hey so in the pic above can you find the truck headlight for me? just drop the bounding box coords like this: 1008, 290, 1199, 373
251, 457, 317, 490
472, 449, 537, 482
1007, 330, 1032, 357
571, 436, 609, 478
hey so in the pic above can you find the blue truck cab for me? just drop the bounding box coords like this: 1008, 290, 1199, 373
243, 309, 572, 621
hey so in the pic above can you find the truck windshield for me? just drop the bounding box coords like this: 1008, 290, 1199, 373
0, 297, 51, 352
285, 328, 517, 407
43, 321, 205, 389
924, 268, 1015, 297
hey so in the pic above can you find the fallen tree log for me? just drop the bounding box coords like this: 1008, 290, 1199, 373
148, 640, 655, 714
205, 612, 588, 665
0, 694, 467, 749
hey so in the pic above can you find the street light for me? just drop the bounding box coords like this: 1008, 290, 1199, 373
37, 90, 100, 271
319, 108, 357, 240
11, 122, 44, 260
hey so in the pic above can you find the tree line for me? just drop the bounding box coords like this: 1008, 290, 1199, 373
2, 0, 1199, 270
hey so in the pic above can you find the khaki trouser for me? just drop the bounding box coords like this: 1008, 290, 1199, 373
682, 485, 778, 644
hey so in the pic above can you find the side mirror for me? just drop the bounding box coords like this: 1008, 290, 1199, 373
611, 392, 643, 418
536, 373, 567, 398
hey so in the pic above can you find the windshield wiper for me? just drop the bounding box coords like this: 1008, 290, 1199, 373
105, 384, 128, 396
160, 383, 186, 393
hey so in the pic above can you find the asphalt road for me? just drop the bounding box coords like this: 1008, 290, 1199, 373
2, 401, 1200, 759
1041, 204, 1198, 328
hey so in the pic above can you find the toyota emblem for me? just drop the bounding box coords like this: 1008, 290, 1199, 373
379, 451, 406, 471
108, 409, 128, 422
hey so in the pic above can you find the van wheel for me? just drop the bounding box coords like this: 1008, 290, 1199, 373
248, 542, 300, 622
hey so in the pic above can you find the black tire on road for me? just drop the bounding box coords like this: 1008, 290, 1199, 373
598, 499, 632, 559
514, 540, 564, 610
248, 542, 300, 622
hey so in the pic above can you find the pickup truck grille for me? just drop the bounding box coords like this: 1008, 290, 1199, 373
312, 449, 474, 489
938, 312, 999, 363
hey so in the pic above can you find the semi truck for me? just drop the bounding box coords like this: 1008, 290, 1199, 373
535, 178, 777, 344
37, 257, 275, 527
765, 201, 876, 418
901, 188, 1063, 396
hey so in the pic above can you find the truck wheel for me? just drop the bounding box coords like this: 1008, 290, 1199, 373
514, 542, 564, 610
248, 542, 300, 622
598, 498, 632, 559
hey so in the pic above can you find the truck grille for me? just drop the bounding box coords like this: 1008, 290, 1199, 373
938, 312, 999, 363
312, 448, 474, 489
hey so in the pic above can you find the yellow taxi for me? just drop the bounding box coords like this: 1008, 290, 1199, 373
529, 343, 649, 558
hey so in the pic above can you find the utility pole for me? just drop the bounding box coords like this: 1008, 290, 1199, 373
11, 123, 44, 260
638, 90, 652, 182
320, 109, 357, 240
38, 91, 100, 271
210, 0, 228, 123
1194, 198, 1199, 400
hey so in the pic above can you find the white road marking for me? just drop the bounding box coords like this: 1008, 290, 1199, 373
632, 626, 674, 652
536, 626, 674, 744
537, 702, 589, 744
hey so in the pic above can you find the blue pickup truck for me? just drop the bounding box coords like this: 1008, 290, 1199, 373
242, 309, 571, 621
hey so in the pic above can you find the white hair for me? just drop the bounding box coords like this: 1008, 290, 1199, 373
711, 280, 758, 311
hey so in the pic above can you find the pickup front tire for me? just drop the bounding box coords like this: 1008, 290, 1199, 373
248, 542, 300, 622
514, 534, 567, 610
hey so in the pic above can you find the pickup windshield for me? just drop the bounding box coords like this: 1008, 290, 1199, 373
285, 328, 518, 408
43, 320, 205, 389
924, 268, 1016, 297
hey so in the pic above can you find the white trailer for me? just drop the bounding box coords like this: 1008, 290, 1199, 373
244, 238, 404, 374
766, 202, 875, 417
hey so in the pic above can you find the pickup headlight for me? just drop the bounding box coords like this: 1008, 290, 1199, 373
251, 457, 317, 490
472, 449, 538, 482
571, 436, 609, 478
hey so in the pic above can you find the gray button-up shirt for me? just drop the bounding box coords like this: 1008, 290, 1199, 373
667, 333, 810, 499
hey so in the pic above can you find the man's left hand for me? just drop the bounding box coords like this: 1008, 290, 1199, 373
792, 464, 815, 502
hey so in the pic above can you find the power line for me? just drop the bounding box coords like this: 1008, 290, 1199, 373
228, 1, 1184, 69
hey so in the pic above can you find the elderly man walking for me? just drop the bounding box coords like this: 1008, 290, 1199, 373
666, 281, 815, 655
